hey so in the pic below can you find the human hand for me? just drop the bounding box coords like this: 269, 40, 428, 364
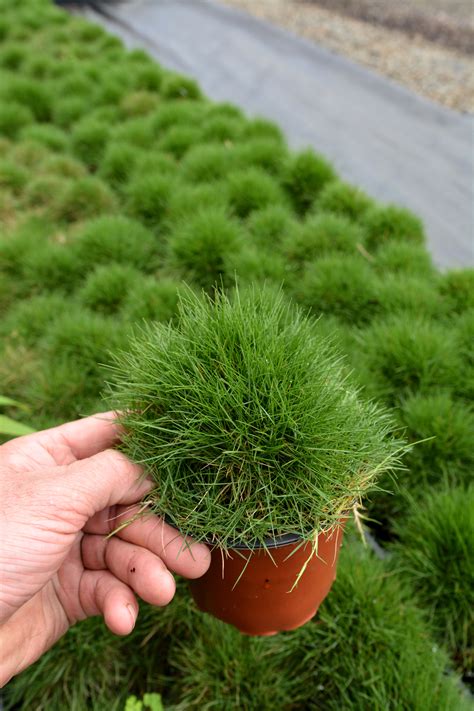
0, 412, 211, 686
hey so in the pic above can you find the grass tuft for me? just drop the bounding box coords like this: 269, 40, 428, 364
226, 167, 285, 218
392, 486, 474, 680
362, 204, 425, 251
108, 288, 402, 548
50, 176, 117, 222
78, 264, 144, 315
283, 149, 335, 215
294, 254, 379, 324
71, 215, 159, 273
166, 208, 243, 292
315, 180, 374, 221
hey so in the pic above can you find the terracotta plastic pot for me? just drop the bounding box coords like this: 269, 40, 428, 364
189, 524, 345, 636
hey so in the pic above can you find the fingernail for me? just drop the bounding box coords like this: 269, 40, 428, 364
126, 603, 137, 630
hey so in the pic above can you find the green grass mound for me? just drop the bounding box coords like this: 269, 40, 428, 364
294, 254, 379, 324
392, 486, 474, 681
166, 208, 243, 292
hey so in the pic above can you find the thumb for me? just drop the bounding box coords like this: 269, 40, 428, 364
62, 449, 152, 525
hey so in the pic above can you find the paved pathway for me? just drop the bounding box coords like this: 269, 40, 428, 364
82, 0, 473, 268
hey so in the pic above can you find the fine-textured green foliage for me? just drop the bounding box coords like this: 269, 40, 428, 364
109, 289, 402, 548
78, 264, 144, 315
283, 149, 335, 215
121, 278, 185, 324
439, 269, 474, 314
167, 208, 242, 292
276, 537, 470, 711
71, 216, 159, 273
357, 314, 461, 404
50, 176, 116, 222
126, 173, 174, 229
227, 167, 285, 218
315, 180, 374, 221
294, 254, 379, 324
392, 486, 474, 678
0, 101, 33, 138
71, 117, 110, 169
373, 239, 435, 277
399, 391, 474, 483
3, 618, 135, 711
362, 204, 425, 251
282, 212, 363, 269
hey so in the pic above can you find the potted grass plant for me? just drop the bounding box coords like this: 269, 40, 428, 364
108, 288, 403, 635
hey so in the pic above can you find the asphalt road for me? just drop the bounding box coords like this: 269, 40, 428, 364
80, 0, 473, 268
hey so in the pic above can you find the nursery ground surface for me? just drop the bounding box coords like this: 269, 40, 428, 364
76, 0, 474, 269
0, 1, 473, 708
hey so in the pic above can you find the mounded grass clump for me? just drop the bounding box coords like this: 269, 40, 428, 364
181, 143, 237, 183
3, 617, 135, 711
125, 173, 174, 229
167, 208, 243, 292
20, 241, 83, 295
282, 212, 363, 270
151, 100, 205, 133
294, 254, 379, 324
166, 182, 229, 226
1, 76, 52, 121
399, 391, 474, 483
19, 123, 68, 152
167, 614, 297, 710
71, 215, 159, 272
226, 167, 285, 218
315, 180, 374, 221
0, 293, 70, 346
111, 116, 154, 149
362, 204, 425, 252
439, 268, 474, 314
276, 538, 470, 711
200, 115, 244, 143
231, 137, 288, 175
283, 149, 336, 215
0, 101, 33, 138
247, 204, 296, 249
40, 153, 87, 179
161, 73, 202, 100
376, 273, 442, 317
32, 309, 130, 418
0, 159, 28, 193
357, 314, 462, 404
71, 118, 110, 170
77, 264, 144, 315
53, 95, 88, 128
98, 141, 144, 190
392, 486, 474, 679
158, 125, 202, 159
109, 289, 401, 549
373, 239, 435, 277
119, 90, 159, 117
50, 176, 117, 222
8, 138, 50, 169
121, 277, 186, 323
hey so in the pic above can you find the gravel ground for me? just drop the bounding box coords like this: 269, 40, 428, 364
219, 0, 474, 113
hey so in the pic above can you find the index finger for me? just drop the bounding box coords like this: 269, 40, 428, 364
84, 505, 211, 580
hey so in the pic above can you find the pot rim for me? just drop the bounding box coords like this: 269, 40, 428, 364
162, 513, 350, 550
